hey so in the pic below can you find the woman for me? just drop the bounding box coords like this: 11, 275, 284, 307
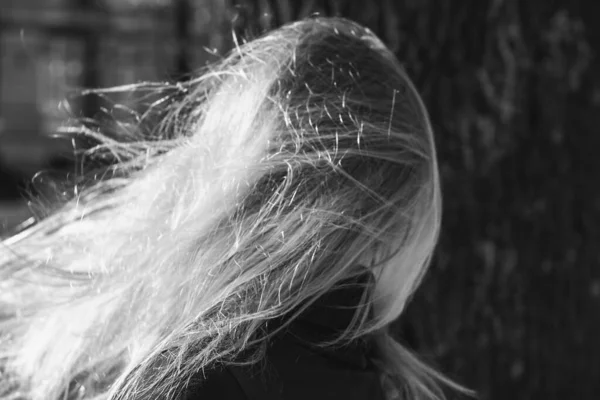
0, 17, 469, 400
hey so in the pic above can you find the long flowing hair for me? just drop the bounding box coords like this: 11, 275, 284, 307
0, 17, 468, 400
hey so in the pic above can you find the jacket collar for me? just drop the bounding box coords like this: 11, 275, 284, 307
276, 271, 375, 368
295, 272, 374, 335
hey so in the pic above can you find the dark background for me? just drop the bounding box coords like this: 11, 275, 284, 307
0, 1, 598, 399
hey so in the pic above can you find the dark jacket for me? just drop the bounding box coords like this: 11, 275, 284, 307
183, 274, 386, 400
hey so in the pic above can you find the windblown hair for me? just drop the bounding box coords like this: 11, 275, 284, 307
0, 17, 466, 400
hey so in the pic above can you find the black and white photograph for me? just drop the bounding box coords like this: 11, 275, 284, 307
0, 1, 598, 399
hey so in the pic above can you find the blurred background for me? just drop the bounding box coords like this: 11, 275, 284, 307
0, 0, 599, 399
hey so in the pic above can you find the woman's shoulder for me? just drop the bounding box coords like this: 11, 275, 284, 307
183, 365, 248, 400
183, 337, 385, 400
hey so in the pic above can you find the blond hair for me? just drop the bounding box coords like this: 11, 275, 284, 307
0, 17, 469, 400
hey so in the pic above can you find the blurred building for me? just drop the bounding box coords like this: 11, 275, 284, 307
0, 0, 229, 179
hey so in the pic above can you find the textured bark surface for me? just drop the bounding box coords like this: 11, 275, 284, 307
229, 0, 600, 398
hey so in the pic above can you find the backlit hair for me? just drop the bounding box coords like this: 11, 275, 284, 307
0, 17, 468, 400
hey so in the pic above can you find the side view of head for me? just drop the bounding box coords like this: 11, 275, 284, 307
0, 17, 463, 400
